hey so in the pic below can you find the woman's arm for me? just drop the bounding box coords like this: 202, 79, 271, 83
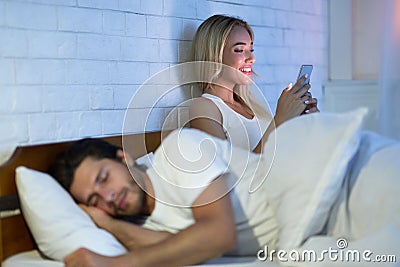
189, 97, 226, 140
253, 76, 311, 153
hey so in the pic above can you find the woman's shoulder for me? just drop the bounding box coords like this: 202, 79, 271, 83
189, 96, 219, 111
189, 96, 222, 120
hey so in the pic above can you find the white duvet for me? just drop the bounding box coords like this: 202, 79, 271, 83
252, 110, 400, 266
311, 132, 400, 266
287, 131, 400, 266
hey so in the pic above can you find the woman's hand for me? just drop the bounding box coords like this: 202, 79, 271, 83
302, 91, 319, 114
274, 75, 311, 127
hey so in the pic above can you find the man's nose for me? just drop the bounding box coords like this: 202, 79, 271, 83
98, 187, 116, 203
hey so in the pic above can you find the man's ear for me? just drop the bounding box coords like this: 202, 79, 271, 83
116, 149, 134, 166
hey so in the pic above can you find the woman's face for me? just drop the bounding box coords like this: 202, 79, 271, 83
220, 25, 256, 86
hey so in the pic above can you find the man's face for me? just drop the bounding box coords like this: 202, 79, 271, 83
70, 156, 145, 217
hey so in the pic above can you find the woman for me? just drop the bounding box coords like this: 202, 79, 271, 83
189, 14, 318, 153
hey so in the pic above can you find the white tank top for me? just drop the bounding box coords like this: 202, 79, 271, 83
201, 93, 269, 151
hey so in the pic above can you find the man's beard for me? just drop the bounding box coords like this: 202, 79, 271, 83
113, 179, 147, 218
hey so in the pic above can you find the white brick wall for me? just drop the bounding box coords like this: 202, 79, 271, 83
0, 0, 328, 148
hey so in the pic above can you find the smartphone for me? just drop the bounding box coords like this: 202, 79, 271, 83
297, 64, 313, 88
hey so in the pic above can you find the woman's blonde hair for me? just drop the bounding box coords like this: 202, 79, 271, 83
191, 14, 271, 121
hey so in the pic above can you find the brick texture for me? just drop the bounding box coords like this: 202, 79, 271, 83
0, 0, 328, 147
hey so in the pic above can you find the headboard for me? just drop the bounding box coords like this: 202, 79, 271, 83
0, 131, 163, 262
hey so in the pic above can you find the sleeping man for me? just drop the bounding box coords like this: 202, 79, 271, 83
49, 111, 400, 267
49, 127, 279, 267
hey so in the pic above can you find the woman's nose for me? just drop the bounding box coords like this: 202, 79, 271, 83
246, 51, 256, 63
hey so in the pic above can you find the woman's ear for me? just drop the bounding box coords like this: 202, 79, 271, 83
116, 149, 134, 166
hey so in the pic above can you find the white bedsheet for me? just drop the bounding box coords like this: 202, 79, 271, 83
2, 250, 279, 267
2, 250, 63, 267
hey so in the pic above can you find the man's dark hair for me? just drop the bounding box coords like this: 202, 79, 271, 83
48, 138, 120, 191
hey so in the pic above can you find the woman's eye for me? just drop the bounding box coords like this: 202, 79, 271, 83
234, 48, 254, 53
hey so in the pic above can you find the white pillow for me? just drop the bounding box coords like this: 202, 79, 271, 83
15, 166, 127, 261
261, 108, 367, 251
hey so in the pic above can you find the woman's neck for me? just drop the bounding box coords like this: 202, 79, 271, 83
205, 84, 236, 104
204, 84, 255, 119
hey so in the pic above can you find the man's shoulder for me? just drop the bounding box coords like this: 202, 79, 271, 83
156, 128, 229, 164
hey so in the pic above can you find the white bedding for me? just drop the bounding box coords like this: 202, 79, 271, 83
2, 251, 63, 267
2, 250, 278, 267
287, 131, 400, 267
314, 132, 400, 266
5, 111, 399, 267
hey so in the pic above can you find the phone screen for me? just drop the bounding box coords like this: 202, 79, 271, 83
297, 65, 313, 87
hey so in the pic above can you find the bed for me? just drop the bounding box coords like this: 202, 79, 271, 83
0, 131, 278, 267
1, 109, 399, 267
0, 133, 163, 266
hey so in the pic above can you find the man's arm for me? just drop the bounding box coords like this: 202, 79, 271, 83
65, 174, 237, 267
80, 205, 172, 250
